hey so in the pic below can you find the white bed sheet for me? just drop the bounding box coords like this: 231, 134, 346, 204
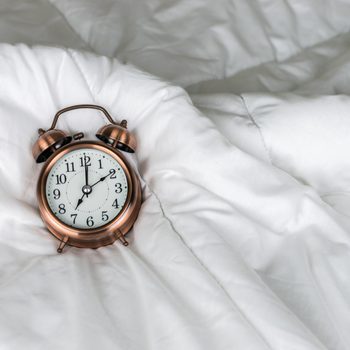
2, 0, 350, 94
0, 44, 349, 350
0, 1, 350, 349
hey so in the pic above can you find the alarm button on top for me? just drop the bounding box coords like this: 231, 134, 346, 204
73, 132, 84, 140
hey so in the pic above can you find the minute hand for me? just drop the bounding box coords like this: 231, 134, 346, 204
84, 157, 89, 197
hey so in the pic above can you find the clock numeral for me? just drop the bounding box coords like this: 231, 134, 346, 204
98, 159, 103, 169
53, 189, 61, 200
112, 199, 119, 209
55, 174, 67, 185
70, 214, 77, 224
101, 211, 109, 222
66, 162, 75, 173
86, 216, 94, 227
109, 169, 116, 179
79, 155, 91, 167
58, 203, 66, 214
115, 183, 122, 193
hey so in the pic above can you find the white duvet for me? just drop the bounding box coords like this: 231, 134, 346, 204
3, 0, 350, 93
0, 1, 350, 350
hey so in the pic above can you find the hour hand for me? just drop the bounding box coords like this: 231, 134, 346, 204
75, 194, 85, 210
91, 170, 114, 188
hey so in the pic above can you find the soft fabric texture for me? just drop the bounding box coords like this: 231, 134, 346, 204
0, 44, 349, 350
1, 0, 350, 93
1, 1, 350, 350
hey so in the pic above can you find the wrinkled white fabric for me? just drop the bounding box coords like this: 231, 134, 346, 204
1, 0, 350, 93
1, 1, 350, 350
0, 0, 86, 50
0, 44, 349, 350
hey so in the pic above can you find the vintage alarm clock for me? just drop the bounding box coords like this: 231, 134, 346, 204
32, 104, 142, 253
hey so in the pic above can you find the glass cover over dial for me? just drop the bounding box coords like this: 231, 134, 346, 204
45, 148, 129, 229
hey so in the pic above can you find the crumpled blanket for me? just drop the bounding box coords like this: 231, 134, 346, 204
0, 44, 349, 350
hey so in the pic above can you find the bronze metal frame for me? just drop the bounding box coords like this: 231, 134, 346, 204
34, 104, 142, 253
37, 141, 141, 252
49, 104, 117, 130
33, 104, 136, 163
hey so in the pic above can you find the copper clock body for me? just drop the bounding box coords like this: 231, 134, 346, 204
37, 140, 141, 251
33, 104, 142, 252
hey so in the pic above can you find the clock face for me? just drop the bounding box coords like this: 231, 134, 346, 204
45, 147, 129, 229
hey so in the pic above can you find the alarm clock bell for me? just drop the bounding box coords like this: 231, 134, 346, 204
32, 128, 72, 163
32, 105, 136, 163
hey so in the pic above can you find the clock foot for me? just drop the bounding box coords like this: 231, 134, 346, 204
57, 236, 69, 253
115, 231, 129, 246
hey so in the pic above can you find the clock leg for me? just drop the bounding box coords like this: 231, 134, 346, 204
115, 230, 129, 246
57, 236, 69, 253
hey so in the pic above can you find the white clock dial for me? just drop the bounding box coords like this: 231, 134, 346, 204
45, 148, 129, 229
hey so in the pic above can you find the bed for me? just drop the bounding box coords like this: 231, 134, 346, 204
0, 1, 349, 349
